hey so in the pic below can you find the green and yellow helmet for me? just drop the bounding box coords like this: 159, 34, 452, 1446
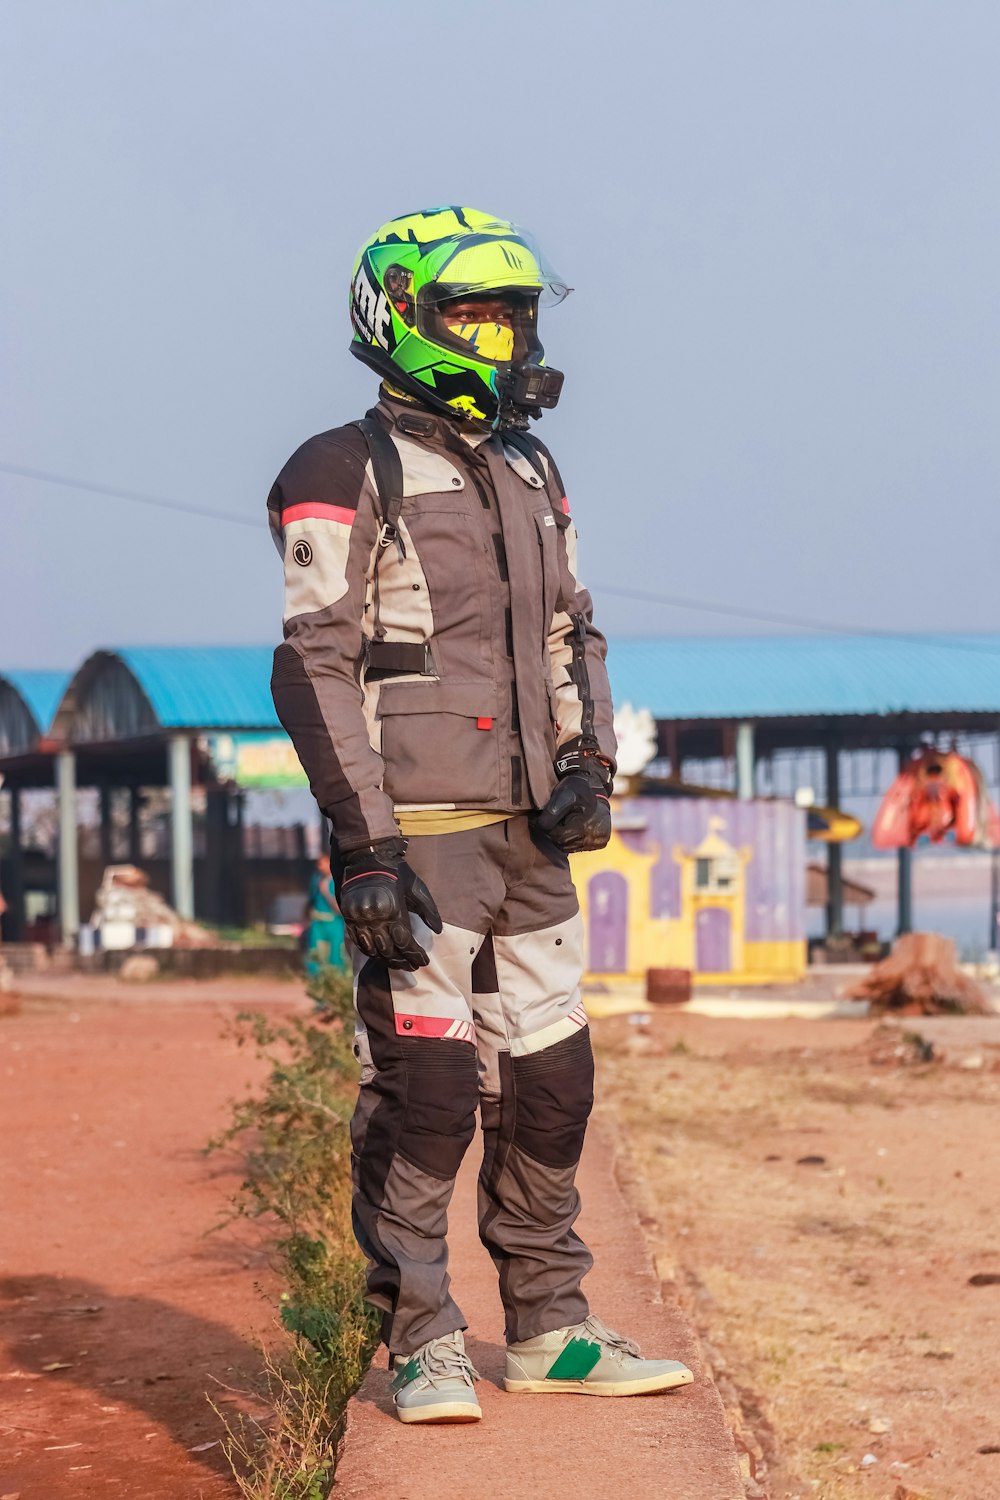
349, 206, 570, 430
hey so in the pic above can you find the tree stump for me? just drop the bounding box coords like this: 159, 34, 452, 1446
847, 932, 991, 1015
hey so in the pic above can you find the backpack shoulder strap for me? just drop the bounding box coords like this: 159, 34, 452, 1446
502, 427, 547, 484
351, 412, 407, 645
353, 412, 404, 544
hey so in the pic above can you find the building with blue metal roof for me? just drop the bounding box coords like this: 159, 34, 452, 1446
0, 669, 71, 758
54, 646, 282, 736
2, 635, 999, 948
608, 632, 1000, 744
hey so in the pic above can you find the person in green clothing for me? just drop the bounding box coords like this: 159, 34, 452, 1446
304, 853, 347, 979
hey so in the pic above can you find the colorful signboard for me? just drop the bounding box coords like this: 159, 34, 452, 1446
201, 732, 308, 789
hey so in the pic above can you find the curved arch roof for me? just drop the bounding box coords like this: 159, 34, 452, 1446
0, 669, 71, 756
52, 647, 281, 743
116, 646, 280, 729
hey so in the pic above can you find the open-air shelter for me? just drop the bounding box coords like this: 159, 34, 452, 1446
0, 669, 71, 938
0, 647, 282, 940
2, 633, 999, 948
611, 632, 1000, 940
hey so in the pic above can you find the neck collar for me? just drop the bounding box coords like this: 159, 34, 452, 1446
376, 391, 492, 451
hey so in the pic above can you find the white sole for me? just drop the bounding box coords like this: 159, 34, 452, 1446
503, 1368, 694, 1397
396, 1401, 483, 1424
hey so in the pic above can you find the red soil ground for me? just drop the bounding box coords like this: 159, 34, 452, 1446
5, 976, 998, 1500
0, 979, 298, 1500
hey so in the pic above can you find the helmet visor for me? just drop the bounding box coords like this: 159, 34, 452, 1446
425, 225, 570, 308
421, 288, 543, 368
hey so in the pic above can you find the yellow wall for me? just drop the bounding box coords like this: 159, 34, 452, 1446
572, 831, 806, 984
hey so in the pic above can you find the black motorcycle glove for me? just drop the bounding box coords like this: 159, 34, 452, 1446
337, 838, 443, 970
536, 742, 614, 854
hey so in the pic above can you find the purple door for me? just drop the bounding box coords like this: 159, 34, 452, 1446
696, 906, 732, 972
588, 872, 628, 972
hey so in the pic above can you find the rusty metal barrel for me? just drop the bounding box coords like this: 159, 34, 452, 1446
645, 967, 692, 1007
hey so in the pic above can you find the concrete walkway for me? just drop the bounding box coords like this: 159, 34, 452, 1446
335, 1126, 745, 1500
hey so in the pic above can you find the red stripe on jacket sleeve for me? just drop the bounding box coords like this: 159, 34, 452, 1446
282, 501, 356, 527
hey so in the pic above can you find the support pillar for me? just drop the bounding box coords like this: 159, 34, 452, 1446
56, 749, 80, 944
209, 788, 222, 925
991, 729, 1000, 955
231, 789, 247, 928
896, 744, 914, 937
169, 734, 194, 920
665, 724, 683, 785
824, 742, 844, 939
99, 783, 114, 869
5, 786, 25, 942
735, 721, 755, 801
128, 787, 142, 864
897, 847, 913, 936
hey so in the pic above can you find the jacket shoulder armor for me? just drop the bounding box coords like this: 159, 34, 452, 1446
272, 425, 371, 515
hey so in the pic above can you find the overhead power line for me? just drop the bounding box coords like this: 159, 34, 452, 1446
0, 460, 262, 529
591, 583, 1000, 654
4, 458, 1000, 656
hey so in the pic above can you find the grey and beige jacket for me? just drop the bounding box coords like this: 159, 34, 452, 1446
268, 394, 615, 851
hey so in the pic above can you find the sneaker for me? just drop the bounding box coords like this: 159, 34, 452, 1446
504, 1313, 693, 1397
391, 1330, 483, 1424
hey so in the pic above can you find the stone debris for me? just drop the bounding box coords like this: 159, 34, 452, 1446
119, 954, 160, 983
88, 865, 215, 951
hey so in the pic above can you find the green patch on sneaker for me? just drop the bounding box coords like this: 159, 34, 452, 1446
391, 1357, 421, 1393
545, 1337, 603, 1381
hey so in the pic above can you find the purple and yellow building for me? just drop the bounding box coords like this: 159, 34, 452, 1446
572, 797, 807, 984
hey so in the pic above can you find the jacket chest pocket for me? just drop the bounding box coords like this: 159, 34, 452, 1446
403, 505, 491, 646
534, 509, 565, 630
377, 678, 501, 806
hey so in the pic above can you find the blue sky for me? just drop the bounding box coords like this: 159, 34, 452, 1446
2, 0, 998, 667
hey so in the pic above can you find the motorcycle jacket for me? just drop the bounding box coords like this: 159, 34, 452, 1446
268, 393, 616, 853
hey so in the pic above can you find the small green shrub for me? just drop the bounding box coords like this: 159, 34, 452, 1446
209, 965, 378, 1498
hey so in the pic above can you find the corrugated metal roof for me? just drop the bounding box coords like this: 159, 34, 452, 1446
2, 670, 71, 736
115, 647, 280, 730
607, 634, 1000, 720
9, 633, 1000, 749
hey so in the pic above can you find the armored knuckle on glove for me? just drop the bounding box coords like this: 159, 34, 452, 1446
338, 837, 443, 970
535, 773, 612, 853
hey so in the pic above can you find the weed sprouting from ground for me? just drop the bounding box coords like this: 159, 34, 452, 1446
208, 967, 379, 1498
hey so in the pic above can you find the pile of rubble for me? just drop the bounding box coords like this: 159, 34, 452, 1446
88, 865, 216, 951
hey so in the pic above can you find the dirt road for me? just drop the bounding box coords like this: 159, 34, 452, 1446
0, 980, 296, 1500
2, 977, 747, 1500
